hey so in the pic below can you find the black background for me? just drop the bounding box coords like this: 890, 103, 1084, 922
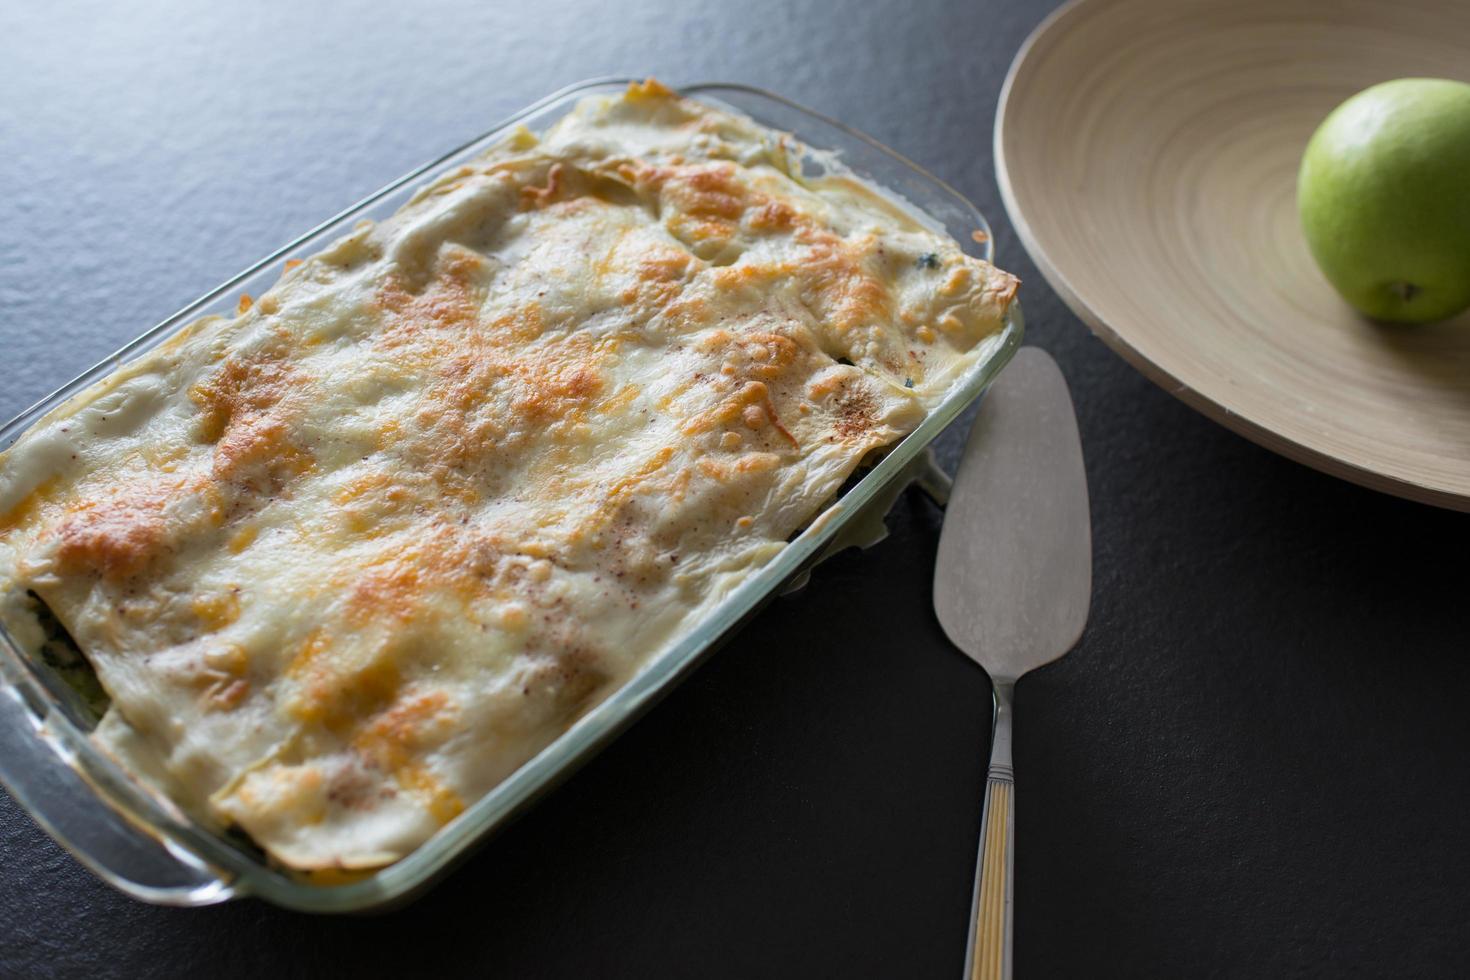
2, 1, 1468, 976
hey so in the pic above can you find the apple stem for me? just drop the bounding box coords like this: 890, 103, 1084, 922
1390, 281, 1422, 302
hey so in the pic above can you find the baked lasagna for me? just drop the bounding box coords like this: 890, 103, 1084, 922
0, 80, 1018, 871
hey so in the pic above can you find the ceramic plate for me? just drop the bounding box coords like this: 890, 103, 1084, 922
996, 0, 1470, 509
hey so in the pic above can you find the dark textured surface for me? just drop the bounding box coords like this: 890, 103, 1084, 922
2, 1, 1468, 977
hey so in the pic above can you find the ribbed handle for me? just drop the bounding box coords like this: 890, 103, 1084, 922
968, 776, 1014, 980
963, 681, 1014, 980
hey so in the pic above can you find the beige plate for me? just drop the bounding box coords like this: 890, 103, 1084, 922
996, 0, 1470, 510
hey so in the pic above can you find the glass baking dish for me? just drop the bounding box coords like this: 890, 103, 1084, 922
0, 78, 1022, 912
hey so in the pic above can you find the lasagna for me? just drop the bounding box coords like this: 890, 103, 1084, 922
0, 80, 1018, 871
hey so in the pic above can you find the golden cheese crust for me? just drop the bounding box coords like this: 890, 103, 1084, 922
0, 80, 1018, 871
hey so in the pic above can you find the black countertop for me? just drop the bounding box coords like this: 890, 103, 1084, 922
2, 1, 1468, 976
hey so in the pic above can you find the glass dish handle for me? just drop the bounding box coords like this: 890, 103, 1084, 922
0, 681, 235, 906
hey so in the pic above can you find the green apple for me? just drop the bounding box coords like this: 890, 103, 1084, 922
1297, 77, 1470, 324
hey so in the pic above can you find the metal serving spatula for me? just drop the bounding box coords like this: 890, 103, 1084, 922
934, 347, 1092, 980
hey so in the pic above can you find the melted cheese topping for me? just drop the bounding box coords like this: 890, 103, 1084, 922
0, 80, 1018, 871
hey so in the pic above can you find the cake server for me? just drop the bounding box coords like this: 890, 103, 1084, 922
934, 346, 1092, 980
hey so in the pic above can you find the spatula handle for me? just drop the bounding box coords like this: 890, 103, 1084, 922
964, 682, 1014, 980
